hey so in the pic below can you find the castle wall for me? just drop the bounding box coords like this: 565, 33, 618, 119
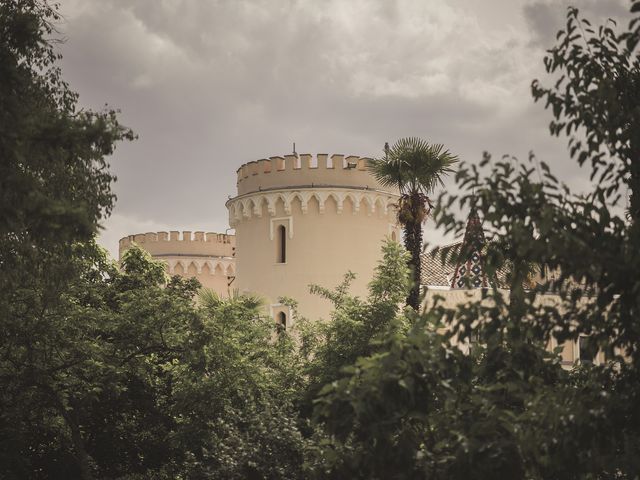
118, 231, 236, 297
423, 288, 607, 369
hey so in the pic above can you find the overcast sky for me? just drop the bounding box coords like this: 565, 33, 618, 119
56, 0, 631, 257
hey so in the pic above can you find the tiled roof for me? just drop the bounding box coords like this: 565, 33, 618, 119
421, 243, 511, 288
421, 204, 515, 289
420, 241, 462, 287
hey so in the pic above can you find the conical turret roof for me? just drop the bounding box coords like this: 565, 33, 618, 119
449, 203, 488, 289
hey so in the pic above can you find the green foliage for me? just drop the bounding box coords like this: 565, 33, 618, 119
532, 3, 640, 222
1, 3, 135, 478
1, 243, 311, 479
369, 138, 458, 195
301, 240, 412, 410
0, 0, 134, 246
1, 243, 196, 478
187, 401, 307, 480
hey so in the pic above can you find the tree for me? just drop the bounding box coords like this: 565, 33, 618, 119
1, 2, 135, 478
165, 280, 309, 479
532, 4, 640, 228
299, 240, 411, 415
0, 0, 133, 248
0, 3, 309, 478
369, 138, 457, 310
0, 244, 310, 479
526, 1, 640, 363
0, 244, 201, 479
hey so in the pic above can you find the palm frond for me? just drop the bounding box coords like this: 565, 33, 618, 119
198, 287, 222, 308
368, 137, 458, 195
198, 287, 265, 311
369, 157, 405, 190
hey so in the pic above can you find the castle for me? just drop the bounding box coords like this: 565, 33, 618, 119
120, 153, 401, 324
119, 152, 601, 366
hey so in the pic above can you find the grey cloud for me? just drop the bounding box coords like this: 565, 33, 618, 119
54, 0, 632, 256
524, 0, 631, 48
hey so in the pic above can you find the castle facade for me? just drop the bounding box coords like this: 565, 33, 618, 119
119, 152, 604, 367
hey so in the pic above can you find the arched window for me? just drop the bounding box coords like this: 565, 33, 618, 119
277, 311, 287, 331
277, 225, 286, 263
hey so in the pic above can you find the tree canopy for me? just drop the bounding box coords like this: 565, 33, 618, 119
0, 0, 134, 246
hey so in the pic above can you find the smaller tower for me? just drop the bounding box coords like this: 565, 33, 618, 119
119, 231, 236, 297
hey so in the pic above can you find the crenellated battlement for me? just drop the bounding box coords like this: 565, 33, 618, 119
118, 231, 235, 260
235, 154, 390, 196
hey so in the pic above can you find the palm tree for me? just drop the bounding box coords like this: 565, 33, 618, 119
369, 137, 458, 310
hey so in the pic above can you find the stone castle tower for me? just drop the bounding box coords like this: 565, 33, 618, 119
118, 232, 235, 293
226, 153, 400, 323
120, 152, 399, 324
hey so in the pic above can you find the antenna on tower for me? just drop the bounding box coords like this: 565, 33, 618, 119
293, 142, 297, 155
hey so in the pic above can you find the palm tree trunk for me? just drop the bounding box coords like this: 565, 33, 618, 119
629, 142, 640, 231
403, 194, 423, 310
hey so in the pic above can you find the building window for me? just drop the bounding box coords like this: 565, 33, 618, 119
276, 224, 286, 263
579, 336, 595, 364
277, 311, 287, 331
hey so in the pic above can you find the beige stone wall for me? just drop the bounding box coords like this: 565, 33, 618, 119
228, 154, 400, 321
119, 231, 236, 297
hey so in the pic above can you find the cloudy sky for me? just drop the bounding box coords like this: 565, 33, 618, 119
56, 0, 631, 257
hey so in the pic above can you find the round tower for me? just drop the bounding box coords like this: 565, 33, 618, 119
226, 153, 400, 324
119, 231, 236, 297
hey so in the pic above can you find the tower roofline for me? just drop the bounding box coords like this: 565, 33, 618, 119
234, 153, 396, 197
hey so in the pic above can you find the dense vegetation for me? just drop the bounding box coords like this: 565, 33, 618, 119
1, 1, 640, 478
